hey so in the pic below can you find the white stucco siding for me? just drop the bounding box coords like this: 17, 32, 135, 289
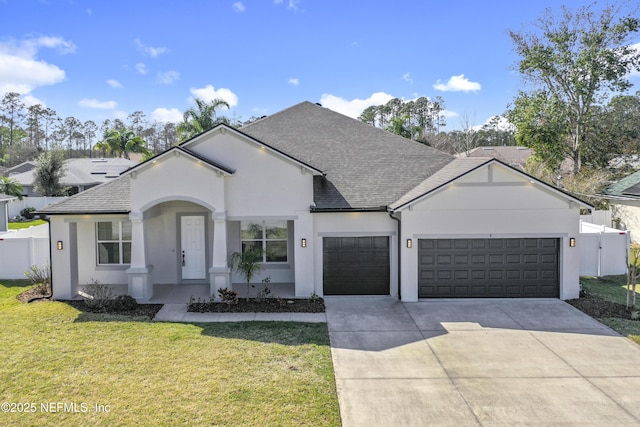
186, 132, 315, 216
399, 164, 582, 301
129, 153, 226, 213
76, 220, 129, 286
50, 216, 73, 299
312, 212, 398, 297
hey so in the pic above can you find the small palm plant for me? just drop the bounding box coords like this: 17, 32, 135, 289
228, 248, 263, 298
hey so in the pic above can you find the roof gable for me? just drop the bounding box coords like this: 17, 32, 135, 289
240, 101, 454, 209
391, 159, 592, 211
122, 146, 235, 178
180, 124, 324, 176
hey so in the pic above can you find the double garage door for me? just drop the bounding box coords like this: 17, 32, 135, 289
418, 238, 559, 298
322, 236, 559, 298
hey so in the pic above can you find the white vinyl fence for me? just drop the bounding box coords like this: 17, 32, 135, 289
580, 210, 612, 228
579, 221, 629, 277
7, 197, 67, 218
0, 224, 49, 279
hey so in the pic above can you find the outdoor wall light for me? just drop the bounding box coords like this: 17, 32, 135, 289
569, 237, 576, 248
406, 239, 413, 249
57, 241, 63, 250
301, 238, 307, 248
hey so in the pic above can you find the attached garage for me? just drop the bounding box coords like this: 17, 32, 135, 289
323, 236, 390, 295
418, 238, 559, 298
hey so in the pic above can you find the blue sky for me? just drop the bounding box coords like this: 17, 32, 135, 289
1, 0, 638, 130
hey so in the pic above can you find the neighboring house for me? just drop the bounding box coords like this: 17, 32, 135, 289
602, 170, 640, 243
39, 102, 589, 302
457, 146, 532, 170
0, 194, 17, 232
5, 161, 37, 176
11, 158, 136, 197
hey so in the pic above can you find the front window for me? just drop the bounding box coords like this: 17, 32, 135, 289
96, 221, 132, 265
240, 220, 288, 263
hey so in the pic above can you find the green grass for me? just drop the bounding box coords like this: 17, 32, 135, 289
580, 275, 639, 306
581, 275, 640, 343
0, 282, 341, 427
8, 219, 46, 229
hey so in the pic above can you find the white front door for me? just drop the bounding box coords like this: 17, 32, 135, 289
180, 215, 206, 280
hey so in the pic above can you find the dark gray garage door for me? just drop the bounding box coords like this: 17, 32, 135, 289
323, 236, 390, 295
418, 238, 559, 298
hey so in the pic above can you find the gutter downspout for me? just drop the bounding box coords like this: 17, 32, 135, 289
36, 214, 53, 301
388, 211, 401, 300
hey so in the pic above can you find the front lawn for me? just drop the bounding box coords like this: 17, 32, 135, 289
8, 219, 46, 229
576, 276, 640, 345
0, 282, 340, 427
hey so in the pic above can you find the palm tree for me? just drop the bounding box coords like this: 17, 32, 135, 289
0, 176, 23, 199
94, 128, 148, 160
177, 98, 230, 141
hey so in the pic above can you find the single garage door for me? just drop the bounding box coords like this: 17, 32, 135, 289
323, 236, 390, 295
418, 238, 559, 298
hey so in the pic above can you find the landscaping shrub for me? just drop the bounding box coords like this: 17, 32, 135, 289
81, 280, 114, 311
20, 207, 36, 219
24, 264, 50, 295
111, 294, 138, 311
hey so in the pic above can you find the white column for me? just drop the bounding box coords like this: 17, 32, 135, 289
209, 211, 230, 299
127, 210, 153, 301
294, 211, 315, 297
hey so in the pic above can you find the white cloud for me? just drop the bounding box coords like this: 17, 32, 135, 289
232, 2, 246, 12
78, 98, 117, 109
189, 85, 238, 108
319, 92, 395, 118
441, 110, 460, 118
107, 79, 122, 88
135, 63, 148, 75
22, 94, 45, 108
151, 107, 183, 123
134, 38, 168, 58
433, 74, 481, 92
402, 72, 413, 84
274, 0, 300, 11
156, 70, 180, 85
113, 110, 128, 120
0, 36, 73, 95
288, 78, 299, 86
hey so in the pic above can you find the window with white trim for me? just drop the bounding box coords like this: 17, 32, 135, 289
96, 221, 132, 265
240, 220, 288, 263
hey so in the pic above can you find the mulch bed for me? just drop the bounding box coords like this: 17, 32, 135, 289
566, 294, 635, 320
62, 300, 164, 318
189, 298, 325, 313
15, 288, 163, 318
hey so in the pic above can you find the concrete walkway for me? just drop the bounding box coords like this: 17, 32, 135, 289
326, 297, 640, 426
153, 303, 326, 323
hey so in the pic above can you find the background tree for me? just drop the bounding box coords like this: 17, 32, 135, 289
508, 3, 640, 175
33, 149, 67, 196
0, 92, 25, 148
0, 176, 23, 199
94, 128, 148, 159
177, 98, 230, 141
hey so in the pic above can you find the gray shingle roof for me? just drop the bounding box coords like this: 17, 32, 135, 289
37, 177, 131, 214
240, 101, 453, 209
390, 158, 492, 210
11, 158, 136, 188
604, 170, 640, 198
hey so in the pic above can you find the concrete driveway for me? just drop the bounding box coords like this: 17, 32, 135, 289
325, 297, 640, 426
